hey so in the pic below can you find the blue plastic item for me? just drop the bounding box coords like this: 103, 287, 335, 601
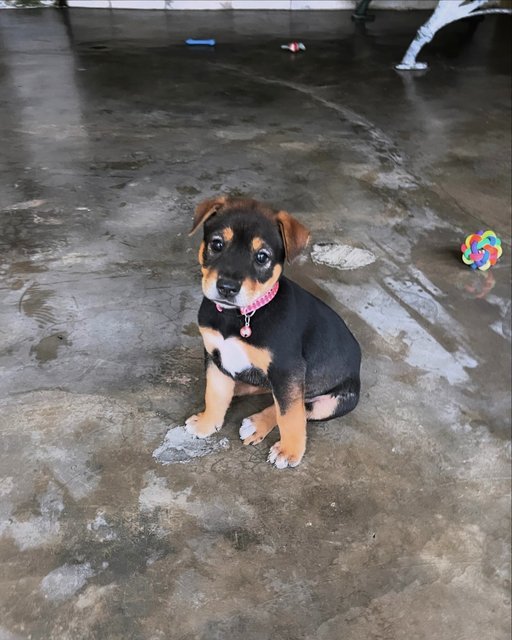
186, 39, 216, 46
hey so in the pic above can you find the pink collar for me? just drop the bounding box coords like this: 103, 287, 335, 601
240, 280, 279, 315
215, 280, 280, 338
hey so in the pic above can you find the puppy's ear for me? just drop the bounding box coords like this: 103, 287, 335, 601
189, 196, 227, 236
276, 211, 310, 263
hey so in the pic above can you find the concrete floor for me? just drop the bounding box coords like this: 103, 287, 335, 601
0, 7, 511, 640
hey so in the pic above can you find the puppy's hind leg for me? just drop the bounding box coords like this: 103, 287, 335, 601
306, 379, 360, 421
306, 394, 339, 421
239, 404, 277, 445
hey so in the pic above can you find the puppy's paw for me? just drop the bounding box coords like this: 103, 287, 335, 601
267, 441, 304, 469
239, 417, 264, 446
185, 413, 222, 438
239, 418, 257, 441
239, 416, 276, 446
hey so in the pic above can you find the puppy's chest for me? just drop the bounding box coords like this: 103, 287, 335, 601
199, 327, 271, 378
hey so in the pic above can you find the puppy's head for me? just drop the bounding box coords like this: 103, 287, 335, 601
189, 196, 310, 308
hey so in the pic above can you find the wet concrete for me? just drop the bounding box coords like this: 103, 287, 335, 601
0, 7, 510, 640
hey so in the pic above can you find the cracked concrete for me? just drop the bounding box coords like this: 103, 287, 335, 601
0, 7, 510, 640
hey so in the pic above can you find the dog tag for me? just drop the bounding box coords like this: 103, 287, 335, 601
240, 312, 254, 338
240, 325, 252, 338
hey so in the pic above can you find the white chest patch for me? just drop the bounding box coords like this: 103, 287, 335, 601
204, 332, 251, 376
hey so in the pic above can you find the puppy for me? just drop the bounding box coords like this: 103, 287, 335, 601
185, 196, 361, 468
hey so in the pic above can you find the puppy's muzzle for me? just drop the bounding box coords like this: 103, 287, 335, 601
216, 277, 241, 300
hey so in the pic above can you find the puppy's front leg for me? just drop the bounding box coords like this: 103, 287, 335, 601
267, 372, 307, 469
185, 361, 235, 438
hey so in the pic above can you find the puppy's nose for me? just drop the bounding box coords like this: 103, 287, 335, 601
217, 278, 241, 298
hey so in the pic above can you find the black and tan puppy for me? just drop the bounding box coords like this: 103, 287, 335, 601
185, 196, 361, 468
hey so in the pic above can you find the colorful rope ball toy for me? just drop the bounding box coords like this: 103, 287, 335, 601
461, 230, 502, 271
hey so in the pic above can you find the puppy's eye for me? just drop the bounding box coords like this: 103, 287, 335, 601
210, 238, 224, 253
255, 250, 270, 265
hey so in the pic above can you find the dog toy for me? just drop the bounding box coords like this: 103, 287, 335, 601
461, 230, 502, 271
186, 39, 216, 46
281, 42, 306, 53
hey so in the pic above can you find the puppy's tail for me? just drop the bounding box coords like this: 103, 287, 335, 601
335, 382, 360, 417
